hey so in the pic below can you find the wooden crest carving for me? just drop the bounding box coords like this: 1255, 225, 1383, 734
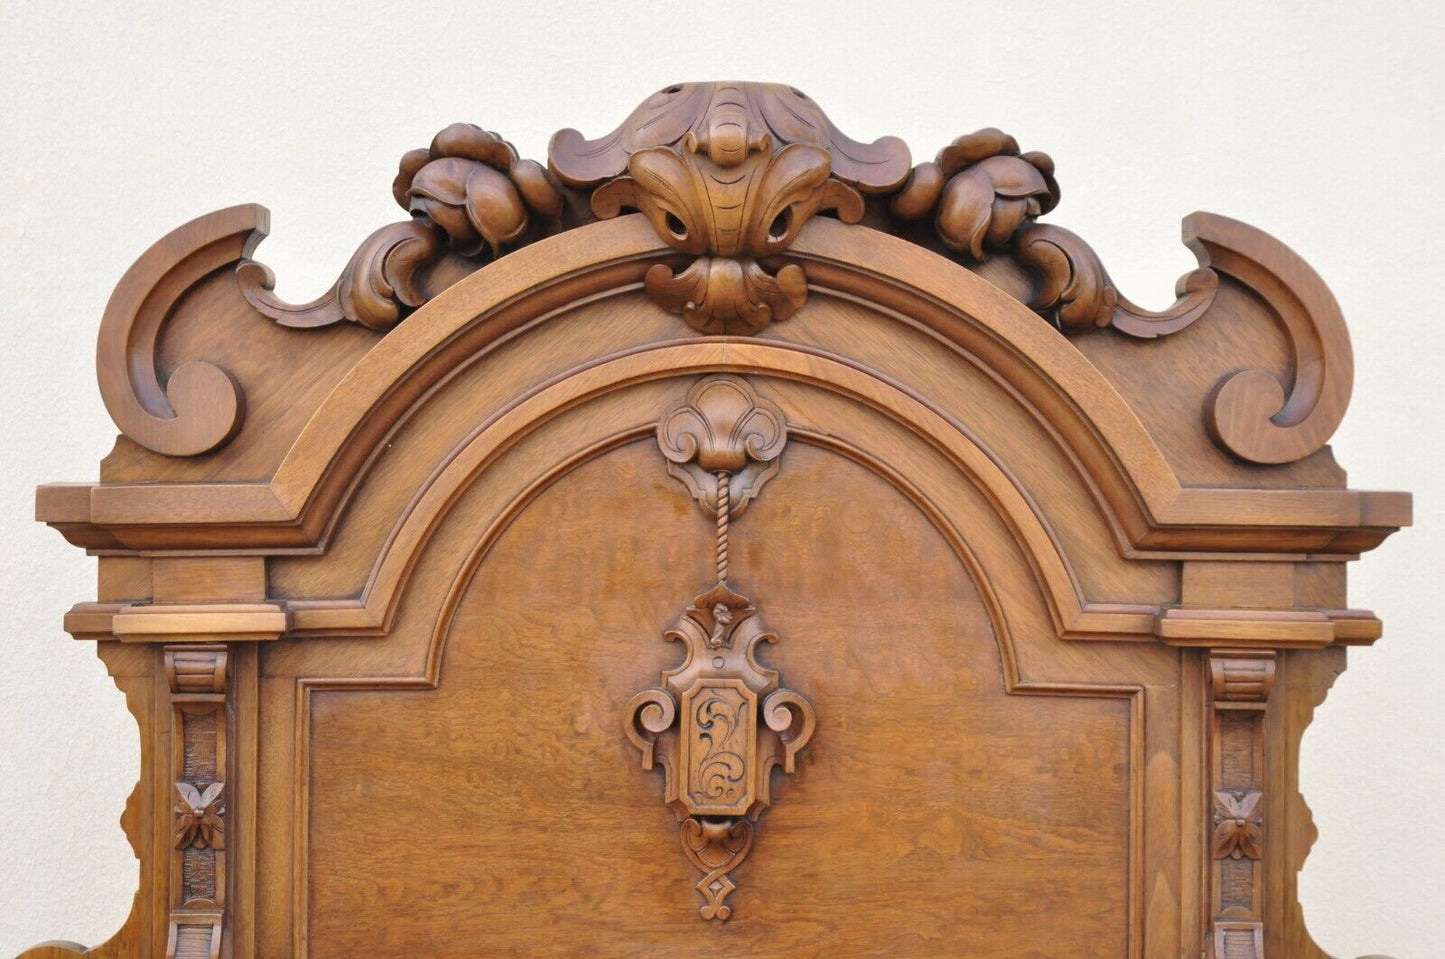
89, 81, 1359, 466
626, 376, 815, 920
23, 77, 1417, 959
235, 80, 1213, 341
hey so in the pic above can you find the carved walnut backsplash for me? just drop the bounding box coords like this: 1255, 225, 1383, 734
27, 79, 1411, 958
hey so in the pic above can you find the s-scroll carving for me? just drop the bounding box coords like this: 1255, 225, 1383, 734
1186, 212, 1354, 465
625, 375, 816, 920
238, 123, 564, 331
97, 205, 261, 457
890, 128, 1218, 337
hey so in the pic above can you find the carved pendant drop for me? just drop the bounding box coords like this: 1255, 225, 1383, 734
625, 376, 815, 921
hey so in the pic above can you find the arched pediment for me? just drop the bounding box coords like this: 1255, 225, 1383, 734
41, 211, 1404, 560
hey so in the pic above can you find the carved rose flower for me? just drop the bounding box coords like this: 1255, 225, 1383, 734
933, 128, 1059, 259
392, 123, 562, 257
892, 127, 1059, 261
173, 781, 225, 851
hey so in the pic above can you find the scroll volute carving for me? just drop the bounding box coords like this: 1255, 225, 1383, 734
626, 377, 815, 920
554, 82, 907, 334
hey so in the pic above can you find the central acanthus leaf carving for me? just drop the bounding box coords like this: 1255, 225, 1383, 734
553, 82, 904, 334
586, 120, 865, 334
625, 376, 815, 921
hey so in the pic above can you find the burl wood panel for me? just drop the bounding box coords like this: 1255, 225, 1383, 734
303, 442, 1131, 957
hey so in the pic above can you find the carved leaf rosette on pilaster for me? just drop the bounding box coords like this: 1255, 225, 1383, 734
625, 376, 816, 920
163, 645, 230, 959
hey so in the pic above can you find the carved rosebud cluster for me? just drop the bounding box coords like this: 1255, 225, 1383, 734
891, 128, 1059, 259
239, 123, 564, 331
890, 128, 1216, 337
393, 123, 563, 257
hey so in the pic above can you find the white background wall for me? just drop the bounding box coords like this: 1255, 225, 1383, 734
1, 2, 1439, 955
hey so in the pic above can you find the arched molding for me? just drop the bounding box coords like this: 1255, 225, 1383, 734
277, 342, 1156, 642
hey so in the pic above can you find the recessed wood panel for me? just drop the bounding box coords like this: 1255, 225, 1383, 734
305, 442, 1130, 956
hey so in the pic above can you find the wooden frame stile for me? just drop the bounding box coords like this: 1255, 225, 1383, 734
21, 82, 1409, 957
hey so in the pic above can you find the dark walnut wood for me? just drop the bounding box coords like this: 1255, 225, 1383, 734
23, 82, 1411, 958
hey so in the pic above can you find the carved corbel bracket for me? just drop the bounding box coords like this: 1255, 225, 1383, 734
625, 375, 815, 920
1209, 649, 1278, 711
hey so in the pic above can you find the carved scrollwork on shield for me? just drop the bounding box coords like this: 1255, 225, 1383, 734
625, 375, 815, 921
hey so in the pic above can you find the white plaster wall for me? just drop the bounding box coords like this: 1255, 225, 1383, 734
0, 1, 1439, 955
